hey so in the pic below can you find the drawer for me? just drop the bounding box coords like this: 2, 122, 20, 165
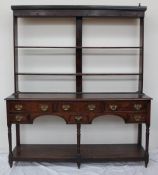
8, 114, 30, 123
7, 101, 53, 113
106, 101, 147, 112
8, 101, 27, 112
56, 102, 104, 113
57, 102, 76, 112
68, 114, 89, 124
127, 113, 146, 123
33, 102, 52, 113
79, 102, 104, 113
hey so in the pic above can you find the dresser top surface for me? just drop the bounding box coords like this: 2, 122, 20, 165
5, 92, 151, 101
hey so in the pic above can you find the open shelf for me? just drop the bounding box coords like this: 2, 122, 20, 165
81, 144, 145, 162
13, 144, 76, 162
15, 46, 142, 49
12, 144, 145, 162
16, 73, 141, 76
16, 46, 76, 49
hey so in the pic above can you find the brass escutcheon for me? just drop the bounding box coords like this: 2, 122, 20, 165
75, 116, 82, 122
40, 104, 49, 112
88, 104, 96, 111
134, 104, 142, 111
134, 115, 142, 122
109, 104, 118, 111
14, 104, 23, 111
62, 104, 70, 111
15, 115, 23, 122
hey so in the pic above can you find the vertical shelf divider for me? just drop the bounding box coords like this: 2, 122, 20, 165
13, 16, 19, 94
138, 17, 144, 93
76, 17, 82, 93
76, 17, 82, 167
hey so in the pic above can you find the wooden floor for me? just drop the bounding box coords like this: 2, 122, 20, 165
12, 144, 145, 162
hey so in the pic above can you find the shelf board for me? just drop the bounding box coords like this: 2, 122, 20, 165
16, 73, 142, 76
12, 144, 145, 162
81, 144, 145, 162
15, 46, 142, 49
13, 144, 76, 162
16, 46, 76, 49
82, 47, 142, 49
11, 5, 147, 11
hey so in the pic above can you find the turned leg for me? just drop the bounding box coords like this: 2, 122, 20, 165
77, 122, 81, 168
138, 124, 142, 146
145, 124, 150, 167
8, 123, 13, 168
16, 124, 20, 146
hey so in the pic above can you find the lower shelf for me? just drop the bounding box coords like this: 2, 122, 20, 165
12, 144, 145, 163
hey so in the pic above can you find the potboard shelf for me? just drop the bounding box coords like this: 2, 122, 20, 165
12, 144, 145, 162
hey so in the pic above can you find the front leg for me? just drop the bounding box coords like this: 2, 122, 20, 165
8, 123, 13, 167
145, 124, 150, 167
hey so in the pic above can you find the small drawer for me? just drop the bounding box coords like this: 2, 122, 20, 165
57, 102, 104, 113
106, 101, 147, 112
8, 114, 30, 123
7, 101, 53, 113
81, 102, 104, 113
8, 102, 26, 112
57, 102, 75, 112
127, 113, 146, 123
34, 103, 52, 113
68, 114, 89, 124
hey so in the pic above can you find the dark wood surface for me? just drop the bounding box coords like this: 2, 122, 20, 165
16, 73, 142, 76
11, 5, 147, 11
12, 5, 147, 18
12, 144, 145, 162
16, 46, 142, 49
6, 98, 150, 125
6, 92, 151, 101
76, 17, 82, 93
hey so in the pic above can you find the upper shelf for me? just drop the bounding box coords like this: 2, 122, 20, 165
11, 5, 147, 11
11, 5, 147, 18
15, 46, 142, 49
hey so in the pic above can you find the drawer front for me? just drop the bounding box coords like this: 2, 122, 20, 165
8, 101, 27, 112
7, 101, 53, 113
57, 102, 76, 112
106, 101, 147, 112
33, 102, 52, 113
68, 114, 88, 124
8, 114, 30, 123
80, 102, 104, 113
56, 102, 104, 113
127, 113, 146, 123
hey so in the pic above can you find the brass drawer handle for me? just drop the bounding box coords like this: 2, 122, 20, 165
88, 104, 96, 111
134, 104, 142, 111
40, 104, 49, 112
15, 115, 24, 122
62, 104, 70, 111
109, 104, 118, 111
75, 116, 82, 122
14, 104, 23, 111
134, 115, 142, 122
